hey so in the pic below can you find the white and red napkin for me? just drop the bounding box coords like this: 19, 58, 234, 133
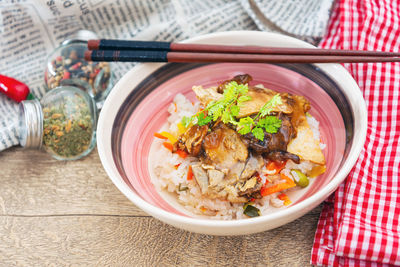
311, 0, 400, 266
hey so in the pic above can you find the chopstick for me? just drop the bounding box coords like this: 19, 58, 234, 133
84, 50, 400, 63
87, 39, 400, 57
85, 39, 400, 63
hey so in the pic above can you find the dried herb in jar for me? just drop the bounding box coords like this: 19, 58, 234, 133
42, 94, 93, 158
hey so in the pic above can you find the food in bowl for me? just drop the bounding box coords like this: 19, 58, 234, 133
150, 74, 327, 219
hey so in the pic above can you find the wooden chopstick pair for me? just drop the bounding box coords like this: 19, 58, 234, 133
84, 39, 400, 63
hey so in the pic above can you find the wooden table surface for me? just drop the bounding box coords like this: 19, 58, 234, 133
0, 147, 322, 266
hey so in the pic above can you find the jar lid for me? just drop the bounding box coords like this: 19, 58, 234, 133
18, 99, 43, 149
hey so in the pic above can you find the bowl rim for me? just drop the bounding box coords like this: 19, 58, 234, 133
97, 31, 368, 230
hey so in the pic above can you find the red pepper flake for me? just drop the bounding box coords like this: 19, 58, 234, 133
174, 163, 181, 170
162, 142, 173, 152
175, 149, 188, 159
71, 62, 81, 70
250, 198, 256, 202
187, 165, 193, 180
154, 132, 168, 139
62, 71, 70, 79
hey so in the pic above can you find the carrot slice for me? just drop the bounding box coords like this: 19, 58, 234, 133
278, 193, 292, 206
154, 132, 168, 139
260, 182, 294, 196
162, 142, 173, 152
187, 165, 193, 180
265, 161, 286, 174
260, 174, 296, 197
280, 173, 296, 186
176, 149, 188, 159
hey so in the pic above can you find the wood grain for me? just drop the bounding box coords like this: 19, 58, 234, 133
0, 147, 143, 216
0, 208, 321, 266
0, 147, 323, 266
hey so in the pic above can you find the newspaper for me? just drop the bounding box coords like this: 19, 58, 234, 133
0, 0, 333, 152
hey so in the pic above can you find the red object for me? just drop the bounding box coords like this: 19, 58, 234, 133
162, 142, 173, 152
260, 175, 295, 197
0, 74, 30, 102
153, 132, 168, 139
311, 1, 400, 266
70, 62, 81, 70
265, 160, 286, 174
187, 165, 193, 180
62, 71, 71, 80
175, 149, 188, 159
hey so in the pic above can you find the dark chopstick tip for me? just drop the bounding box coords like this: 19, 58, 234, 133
87, 40, 100, 50
84, 50, 92, 61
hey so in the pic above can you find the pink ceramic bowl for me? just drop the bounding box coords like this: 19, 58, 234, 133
97, 31, 367, 235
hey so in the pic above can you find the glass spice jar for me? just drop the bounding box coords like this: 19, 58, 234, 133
18, 86, 97, 160
44, 39, 113, 109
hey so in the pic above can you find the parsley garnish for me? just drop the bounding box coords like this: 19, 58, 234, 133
180, 81, 283, 141
258, 116, 282, 134
196, 111, 212, 126
181, 116, 193, 128
258, 94, 283, 118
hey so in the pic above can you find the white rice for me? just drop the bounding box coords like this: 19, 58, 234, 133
151, 93, 324, 220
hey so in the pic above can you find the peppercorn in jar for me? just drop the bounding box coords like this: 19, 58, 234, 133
45, 40, 112, 109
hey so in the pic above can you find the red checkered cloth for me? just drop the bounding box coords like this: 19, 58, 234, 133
311, 0, 400, 266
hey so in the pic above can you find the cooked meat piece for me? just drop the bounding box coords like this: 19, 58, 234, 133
203, 123, 248, 169
208, 169, 225, 187
243, 113, 296, 154
192, 85, 222, 106
191, 165, 209, 193
266, 151, 300, 164
180, 124, 208, 156
241, 155, 264, 180
224, 185, 248, 203
237, 87, 294, 118
217, 74, 253, 93
225, 161, 246, 183
237, 177, 262, 196
290, 94, 311, 129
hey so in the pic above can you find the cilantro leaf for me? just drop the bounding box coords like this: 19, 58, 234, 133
181, 116, 193, 128
196, 112, 212, 126
237, 95, 252, 106
259, 94, 283, 117
258, 116, 282, 133
208, 101, 225, 121
251, 127, 264, 141
230, 105, 240, 117
237, 117, 254, 135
